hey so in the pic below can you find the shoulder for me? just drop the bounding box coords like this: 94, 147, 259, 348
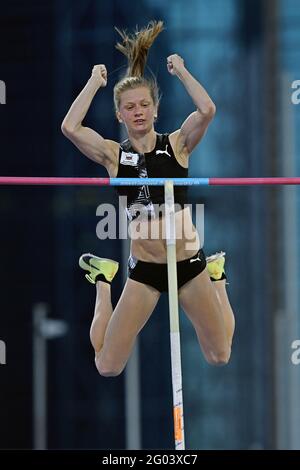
104, 139, 120, 177
168, 130, 180, 151
167, 130, 189, 166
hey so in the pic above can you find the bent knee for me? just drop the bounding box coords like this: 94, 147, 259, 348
95, 355, 124, 377
206, 348, 231, 366
98, 367, 123, 377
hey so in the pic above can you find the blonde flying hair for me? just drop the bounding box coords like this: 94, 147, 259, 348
113, 20, 164, 111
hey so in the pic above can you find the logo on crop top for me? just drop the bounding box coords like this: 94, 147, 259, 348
155, 145, 171, 157
120, 151, 139, 166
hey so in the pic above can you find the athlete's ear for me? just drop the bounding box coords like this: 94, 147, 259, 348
116, 111, 123, 123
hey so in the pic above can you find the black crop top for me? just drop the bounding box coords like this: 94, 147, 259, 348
116, 133, 188, 221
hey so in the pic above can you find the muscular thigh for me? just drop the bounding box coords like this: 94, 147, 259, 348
178, 269, 227, 351
101, 278, 161, 365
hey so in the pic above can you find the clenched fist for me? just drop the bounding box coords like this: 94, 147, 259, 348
91, 64, 107, 87
167, 54, 185, 76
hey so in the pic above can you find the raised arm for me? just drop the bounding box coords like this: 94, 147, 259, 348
61, 65, 119, 172
167, 54, 216, 159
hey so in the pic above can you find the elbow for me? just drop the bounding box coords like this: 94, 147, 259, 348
204, 102, 216, 119
198, 102, 216, 121
61, 121, 71, 137
209, 102, 216, 117
61, 120, 79, 138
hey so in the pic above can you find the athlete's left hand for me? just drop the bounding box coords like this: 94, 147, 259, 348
167, 54, 185, 76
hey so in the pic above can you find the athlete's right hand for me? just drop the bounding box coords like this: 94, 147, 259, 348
91, 64, 107, 87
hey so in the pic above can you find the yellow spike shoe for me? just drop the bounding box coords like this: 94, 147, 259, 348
79, 253, 119, 284
206, 251, 226, 281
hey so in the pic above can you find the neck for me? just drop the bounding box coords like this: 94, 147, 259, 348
127, 129, 157, 154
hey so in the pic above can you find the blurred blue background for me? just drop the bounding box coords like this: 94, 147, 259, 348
0, 0, 299, 450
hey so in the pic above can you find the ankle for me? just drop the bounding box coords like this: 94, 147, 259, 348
95, 273, 111, 285
96, 281, 111, 298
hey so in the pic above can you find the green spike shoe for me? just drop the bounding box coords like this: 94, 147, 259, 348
206, 251, 226, 281
79, 253, 119, 284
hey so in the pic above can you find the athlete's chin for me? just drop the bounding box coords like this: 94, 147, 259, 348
131, 123, 151, 133
133, 121, 147, 128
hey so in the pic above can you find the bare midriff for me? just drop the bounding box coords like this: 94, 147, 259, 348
129, 207, 200, 263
